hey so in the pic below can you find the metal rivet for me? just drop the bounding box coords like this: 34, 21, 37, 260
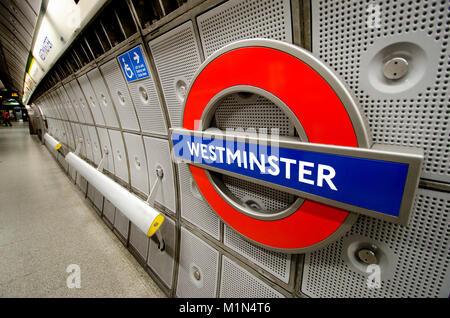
156, 167, 164, 178
193, 270, 201, 281
383, 57, 409, 80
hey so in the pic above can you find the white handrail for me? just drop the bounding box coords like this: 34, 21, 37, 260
65, 151, 164, 237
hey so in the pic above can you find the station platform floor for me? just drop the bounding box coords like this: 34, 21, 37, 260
0, 122, 165, 297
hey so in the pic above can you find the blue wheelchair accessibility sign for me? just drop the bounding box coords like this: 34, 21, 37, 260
118, 45, 150, 82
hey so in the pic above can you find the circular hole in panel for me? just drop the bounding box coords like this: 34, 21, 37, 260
342, 235, 397, 281
117, 91, 126, 105
89, 96, 96, 107
175, 79, 188, 102
139, 86, 149, 103
100, 93, 108, 106
200, 88, 307, 221
135, 156, 141, 169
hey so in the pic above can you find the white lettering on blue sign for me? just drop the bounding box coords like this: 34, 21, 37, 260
118, 46, 150, 82
172, 132, 411, 217
39, 36, 53, 61
186, 141, 338, 191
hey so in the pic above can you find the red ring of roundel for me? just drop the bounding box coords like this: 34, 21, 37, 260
182, 46, 358, 251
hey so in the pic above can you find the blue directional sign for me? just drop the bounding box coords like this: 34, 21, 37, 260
171, 128, 423, 224
118, 45, 150, 82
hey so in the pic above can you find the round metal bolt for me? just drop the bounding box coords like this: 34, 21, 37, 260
156, 167, 164, 178
193, 270, 201, 281
357, 248, 378, 265
383, 57, 409, 80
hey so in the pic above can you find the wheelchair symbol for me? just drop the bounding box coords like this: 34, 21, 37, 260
122, 58, 134, 79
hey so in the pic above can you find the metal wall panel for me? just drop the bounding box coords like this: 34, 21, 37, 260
301, 188, 450, 298
88, 126, 102, 165
71, 123, 86, 158
96, 127, 115, 174
57, 86, 78, 122
147, 216, 175, 289
62, 121, 75, 150
114, 209, 129, 240
219, 256, 285, 298
87, 68, 120, 128
129, 223, 149, 261
80, 124, 94, 162
176, 227, 219, 298
178, 162, 220, 240
123, 132, 149, 194
76, 174, 87, 195
103, 198, 116, 224
94, 189, 104, 213
69, 79, 94, 124
223, 225, 291, 284
100, 58, 140, 131
77, 74, 106, 126
108, 129, 129, 183
149, 21, 202, 129
311, 0, 450, 183
63, 83, 86, 123
143, 136, 176, 213
127, 66, 167, 135
197, 0, 293, 58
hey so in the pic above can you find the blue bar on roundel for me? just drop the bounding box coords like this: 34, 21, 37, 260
172, 133, 409, 217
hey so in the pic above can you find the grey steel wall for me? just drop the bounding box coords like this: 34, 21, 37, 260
35, 0, 449, 298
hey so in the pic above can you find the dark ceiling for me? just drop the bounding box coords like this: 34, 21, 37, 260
0, 0, 41, 99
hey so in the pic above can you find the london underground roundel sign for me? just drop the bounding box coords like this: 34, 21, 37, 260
171, 39, 423, 253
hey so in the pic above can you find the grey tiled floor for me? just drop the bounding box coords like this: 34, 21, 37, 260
0, 122, 165, 297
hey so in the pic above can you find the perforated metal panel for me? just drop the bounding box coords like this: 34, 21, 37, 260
69, 79, 94, 124
123, 132, 149, 194
76, 174, 87, 194
197, 0, 293, 58
88, 126, 102, 165
108, 129, 129, 183
147, 216, 175, 288
50, 91, 68, 121
56, 87, 78, 122
127, 69, 167, 135
114, 209, 129, 240
57, 152, 68, 171
214, 93, 295, 137
80, 124, 94, 162
77, 74, 105, 126
96, 127, 115, 174
100, 59, 140, 131
210, 91, 298, 216
62, 121, 75, 150
87, 183, 95, 201
63, 83, 86, 123
68, 165, 77, 182
176, 227, 219, 298
93, 187, 104, 213
149, 21, 202, 128
312, 0, 450, 183
301, 188, 450, 298
219, 256, 285, 298
103, 198, 116, 224
87, 68, 120, 128
129, 223, 149, 261
56, 90, 70, 121
224, 225, 291, 284
143, 136, 176, 213
72, 123, 86, 158
178, 163, 220, 240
